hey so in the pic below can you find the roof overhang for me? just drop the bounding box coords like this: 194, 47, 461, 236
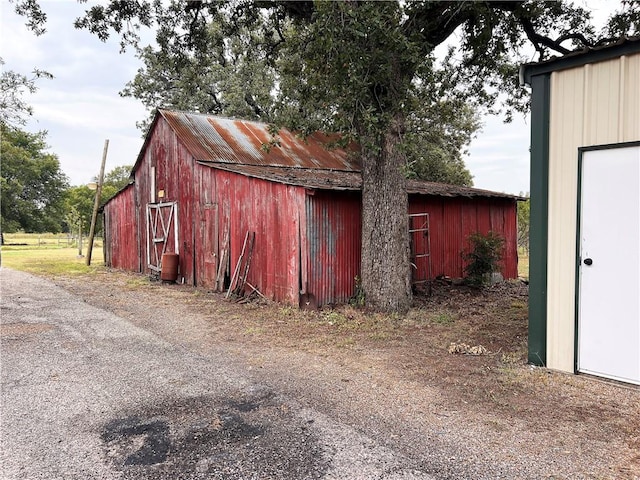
197, 161, 524, 200
520, 36, 640, 86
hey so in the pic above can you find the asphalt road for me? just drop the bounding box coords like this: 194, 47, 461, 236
0, 268, 434, 480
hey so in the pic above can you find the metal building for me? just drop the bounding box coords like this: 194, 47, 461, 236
522, 37, 640, 384
103, 109, 520, 307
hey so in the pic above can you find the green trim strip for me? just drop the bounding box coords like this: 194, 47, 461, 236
528, 73, 551, 366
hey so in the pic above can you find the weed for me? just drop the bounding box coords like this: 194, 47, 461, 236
349, 276, 366, 307
323, 310, 347, 326
462, 231, 505, 286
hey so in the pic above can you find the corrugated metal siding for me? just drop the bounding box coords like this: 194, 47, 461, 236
103, 184, 138, 271
546, 52, 640, 372
408, 195, 519, 280
306, 191, 362, 306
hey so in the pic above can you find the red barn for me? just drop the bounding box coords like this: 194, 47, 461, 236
103, 109, 520, 306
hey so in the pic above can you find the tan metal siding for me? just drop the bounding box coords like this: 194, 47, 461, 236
547, 52, 640, 373
622, 55, 640, 141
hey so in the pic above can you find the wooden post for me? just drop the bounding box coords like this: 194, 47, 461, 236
86, 139, 109, 266
78, 220, 83, 257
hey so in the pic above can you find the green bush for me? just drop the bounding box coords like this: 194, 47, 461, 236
462, 231, 505, 286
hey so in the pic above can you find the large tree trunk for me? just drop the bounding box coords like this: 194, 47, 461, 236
360, 115, 412, 313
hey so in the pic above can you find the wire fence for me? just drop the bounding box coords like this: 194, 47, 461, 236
2, 233, 103, 248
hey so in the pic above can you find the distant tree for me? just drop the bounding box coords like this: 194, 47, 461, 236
95, 164, 133, 195
0, 57, 52, 127
1, 124, 69, 233
517, 195, 530, 255
64, 175, 124, 235
63, 186, 94, 235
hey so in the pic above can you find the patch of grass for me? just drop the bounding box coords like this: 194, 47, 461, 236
335, 336, 355, 348
518, 249, 529, 279
368, 331, 391, 341
510, 299, 527, 310
243, 326, 265, 336
1, 245, 104, 277
501, 351, 525, 365
279, 305, 296, 317
125, 276, 151, 288
430, 311, 456, 325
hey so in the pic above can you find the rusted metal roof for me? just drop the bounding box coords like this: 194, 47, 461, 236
159, 109, 360, 171
197, 161, 522, 199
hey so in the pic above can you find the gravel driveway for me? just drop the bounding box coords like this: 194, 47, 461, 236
1, 268, 440, 479
2, 267, 636, 479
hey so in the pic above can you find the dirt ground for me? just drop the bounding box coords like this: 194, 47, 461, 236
51, 269, 640, 479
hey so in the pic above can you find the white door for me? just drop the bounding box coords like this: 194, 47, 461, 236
578, 145, 640, 385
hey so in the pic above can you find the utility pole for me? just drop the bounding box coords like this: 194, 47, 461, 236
86, 139, 109, 266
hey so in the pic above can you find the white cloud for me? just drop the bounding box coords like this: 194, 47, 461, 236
2, 1, 149, 186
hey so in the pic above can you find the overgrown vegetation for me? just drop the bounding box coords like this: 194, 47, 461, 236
463, 231, 505, 287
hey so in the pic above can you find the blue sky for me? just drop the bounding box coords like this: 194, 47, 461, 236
1, 1, 617, 194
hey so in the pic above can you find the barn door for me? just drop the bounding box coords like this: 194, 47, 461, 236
577, 144, 640, 385
146, 202, 179, 273
198, 203, 218, 288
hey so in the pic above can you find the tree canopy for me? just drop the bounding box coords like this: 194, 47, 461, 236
10, 0, 640, 311
1, 124, 69, 233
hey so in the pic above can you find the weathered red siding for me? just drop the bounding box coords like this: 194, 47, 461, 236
409, 195, 518, 280
306, 190, 362, 306
194, 164, 306, 303
103, 184, 138, 271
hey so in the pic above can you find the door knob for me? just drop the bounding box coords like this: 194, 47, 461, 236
583, 258, 593, 266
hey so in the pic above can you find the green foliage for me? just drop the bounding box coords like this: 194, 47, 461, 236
100, 165, 132, 192
463, 231, 505, 287
1, 124, 69, 233
120, 3, 278, 130
63, 186, 94, 234
0, 58, 52, 127
605, 0, 640, 38
517, 196, 530, 255
402, 104, 478, 186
